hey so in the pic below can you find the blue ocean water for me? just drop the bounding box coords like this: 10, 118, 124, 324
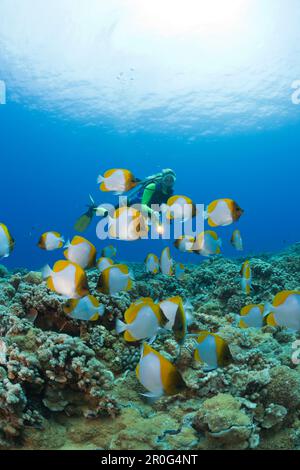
0, 0, 300, 270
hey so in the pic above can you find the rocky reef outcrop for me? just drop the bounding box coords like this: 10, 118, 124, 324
0, 243, 300, 450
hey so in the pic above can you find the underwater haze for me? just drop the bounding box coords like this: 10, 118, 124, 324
0, 0, 300, 269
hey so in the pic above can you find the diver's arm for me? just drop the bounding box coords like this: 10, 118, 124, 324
141, 183, 157, 215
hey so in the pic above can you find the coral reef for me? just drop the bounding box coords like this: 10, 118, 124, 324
0, 243, 300, 450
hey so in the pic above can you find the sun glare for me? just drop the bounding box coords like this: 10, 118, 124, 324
131, 0, 250, 36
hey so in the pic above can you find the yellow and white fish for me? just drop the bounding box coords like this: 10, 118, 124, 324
173, 236, 195, 253
264, 291, 300, 331
159, 296, 190, 344
38, 231, 64, 251
160, 247, 173, 276
97, 264, 133, 295
42, 260, 89, 299
231, 229, 243, 251
145, 254, 159, 274
163, 195, 196, 221
97, 257, 114, 273
0, 223, 14, 259
136, 343, 186, 398
108, 206, 148, 241
64, 295, 105, 321
116, 298, 167, 342
241, 260, 252, 295
239, 304, 265, 328
97, 169, 137, 193
102, 245, 117, 258
64, 236, 97, 269
193, 331, 232, 371
193, 231, 222, 257
205, 199, 244, 227
174, 263, 185, 281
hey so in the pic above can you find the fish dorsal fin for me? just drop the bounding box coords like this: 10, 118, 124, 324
115, 264, 129, 275
104, 169, 117, 178
196, 331, 210, 343
240, 304, 257, 316
124, 303, 142, 323
142, 342, 157, 358
166, 195, 179, 206
71, 236, 87, 245
52, 231, 61, 238
207, 199, 219, 214
53, 260, 70, 272
0, 224, 9, 239
89, 295, 99, 308
207, 230, 218, 240
273, 291, 296, 307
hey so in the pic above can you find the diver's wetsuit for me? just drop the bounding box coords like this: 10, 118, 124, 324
140, 182, 174, 210
75, 180, 174, 232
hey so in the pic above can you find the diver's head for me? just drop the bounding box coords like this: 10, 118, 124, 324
161, 168, 176, 190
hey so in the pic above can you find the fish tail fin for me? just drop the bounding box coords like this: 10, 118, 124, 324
64, 239, 71, 248
129, 270, 135, 281
203, 210, 208, 220
141, 391, 162, 400
185, 310, 194, 326
116, 319, 127, 334
98, 305, 105, 317
263, 302, 273, 318
42, 265, 52, 280
97, 174, 104, 184
218, 238, 222, 247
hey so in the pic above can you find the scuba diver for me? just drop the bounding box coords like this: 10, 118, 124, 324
74, 168, 177, 233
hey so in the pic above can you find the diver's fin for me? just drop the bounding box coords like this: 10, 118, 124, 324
89, 194, 95, 206
74, 210, 94, 233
